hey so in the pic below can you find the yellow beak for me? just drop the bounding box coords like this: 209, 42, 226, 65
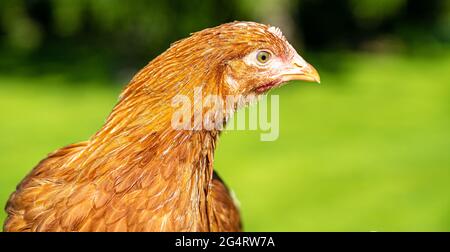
281, 56, 321, 83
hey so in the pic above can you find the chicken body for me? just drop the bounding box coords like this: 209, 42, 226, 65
5, 136, 240, 231
4, 22, 319, 232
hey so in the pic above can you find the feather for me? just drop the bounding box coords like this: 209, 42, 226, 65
4, 21, 313, 232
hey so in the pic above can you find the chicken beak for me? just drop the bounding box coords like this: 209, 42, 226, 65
281, 56, 321, 84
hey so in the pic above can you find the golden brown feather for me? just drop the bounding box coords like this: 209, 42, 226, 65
4, 21, 319, 232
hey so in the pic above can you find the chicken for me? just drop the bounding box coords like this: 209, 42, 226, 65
3, 21, 320, 232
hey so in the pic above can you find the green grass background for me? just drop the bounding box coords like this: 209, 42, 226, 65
1, 51, 449, 231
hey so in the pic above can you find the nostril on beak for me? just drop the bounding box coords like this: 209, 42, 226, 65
293, 62, 304, 69
283, 55, 321, 83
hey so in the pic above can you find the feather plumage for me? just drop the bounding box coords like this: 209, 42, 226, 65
4, 21, 319, 232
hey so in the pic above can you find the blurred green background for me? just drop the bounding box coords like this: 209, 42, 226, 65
1, 0, 449, 231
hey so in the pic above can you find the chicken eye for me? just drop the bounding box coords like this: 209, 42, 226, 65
256, 51, 271, 64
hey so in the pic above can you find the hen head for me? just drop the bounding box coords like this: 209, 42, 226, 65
129, 21, 320, 99
211, 22, 321, 96
117, 21, 320, 131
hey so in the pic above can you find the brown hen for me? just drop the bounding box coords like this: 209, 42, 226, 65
4, 21, 320, 232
